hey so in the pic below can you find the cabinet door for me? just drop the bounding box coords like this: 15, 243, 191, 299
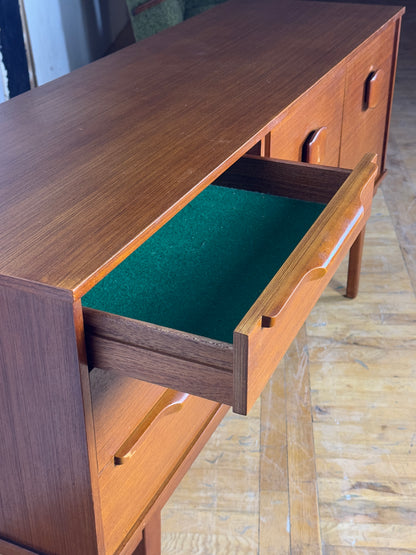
340, 21, 396, 175
266, 65, 345, 166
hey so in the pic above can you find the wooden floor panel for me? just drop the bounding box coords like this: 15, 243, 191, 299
162, 191, 416, 554
309, 189, 416, 553
162, 1, 415, 552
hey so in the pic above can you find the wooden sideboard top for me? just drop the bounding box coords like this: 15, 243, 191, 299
0, 0, 404, 296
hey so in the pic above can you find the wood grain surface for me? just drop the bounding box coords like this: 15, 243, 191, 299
0, 286, 102, 554
216, 156, 350, 203
121, 403, 229, 555
98, 394, 222, 554
234, 154, 377, 414
161, 326, 321, 554
84, 307, 233, 370
266, 66, 345, 166
346, 228, 366, 299
133, 510, 161, 555
0, 0, 403, 297
0, 538, 40, 555
340, 20, 398, 173
90, 368, 167, 471
84, 312, 234, 405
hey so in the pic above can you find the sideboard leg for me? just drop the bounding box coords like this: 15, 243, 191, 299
134, 511, 161, 555
346, 227, 366, 299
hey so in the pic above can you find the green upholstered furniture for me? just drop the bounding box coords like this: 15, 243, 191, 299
83, 185, 325, 344
184, 0, 225, 18
126, 0, 228, 42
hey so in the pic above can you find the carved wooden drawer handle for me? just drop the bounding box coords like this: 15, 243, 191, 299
261, 266, 327, 328
364, 69, 383, 109
261, 153, 378, 328
114, 390, 189, 465
302, 127, 327, 164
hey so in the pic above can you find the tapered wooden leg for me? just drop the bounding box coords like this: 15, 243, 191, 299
346, 227, 366, 299
134, 511, 161, 555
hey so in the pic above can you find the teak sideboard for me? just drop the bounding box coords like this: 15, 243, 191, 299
0, 1, 404, 554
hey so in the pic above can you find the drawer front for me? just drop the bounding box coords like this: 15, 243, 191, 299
232, 154, 377, 414
90, 368, 169, 472
266, 65, 345, 165
340, 21, 396, 173
98, 389, 219, 554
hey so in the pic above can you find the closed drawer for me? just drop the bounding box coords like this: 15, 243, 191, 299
83, 154, 377, 415
90, 368, 169, 473
266, 65, 345, 165
90, 368, 221, 554
340, 21, 396, 174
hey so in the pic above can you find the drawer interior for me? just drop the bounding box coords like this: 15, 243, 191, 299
83, 184, 324, 344
83, 155, 376, 414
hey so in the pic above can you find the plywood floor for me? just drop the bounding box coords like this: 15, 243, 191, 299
161, 2, 416, 553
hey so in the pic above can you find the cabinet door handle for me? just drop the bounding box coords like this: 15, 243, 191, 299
302, 127, 327, 164
364, 69, 383, 109
114, 390, 189, 465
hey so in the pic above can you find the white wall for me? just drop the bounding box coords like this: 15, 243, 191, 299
23, 0, 128, 86
0, 48, 9, 102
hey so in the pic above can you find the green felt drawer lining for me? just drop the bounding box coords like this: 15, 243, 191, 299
83, 185, 325, 343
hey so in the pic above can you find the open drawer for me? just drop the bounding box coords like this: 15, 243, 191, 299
83, 154, 377, 414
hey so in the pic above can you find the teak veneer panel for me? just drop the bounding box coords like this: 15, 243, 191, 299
216, 155, 350, 203
0, 538, 40, 555
266, 65, 345, 165
99, 395, 220, 554
0, 282, 102, 554
85, 309, 234, 405
0, 0, 403, 296
340, 20, 399, 174
90, 369, 167, 472
120, 403, 229, 555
